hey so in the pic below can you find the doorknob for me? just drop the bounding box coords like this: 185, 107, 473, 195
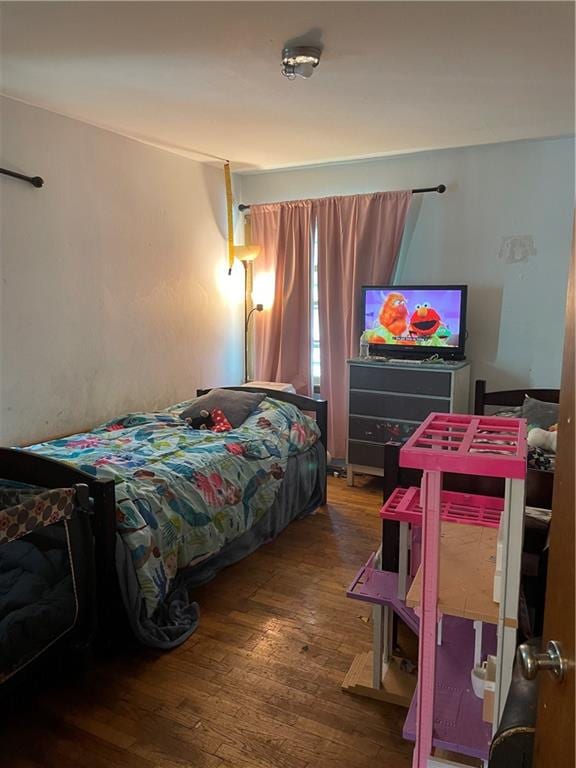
518, 640, 567, 682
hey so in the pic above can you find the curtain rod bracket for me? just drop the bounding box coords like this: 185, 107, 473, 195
238, 184, 446, 211
0, 168, 44, 188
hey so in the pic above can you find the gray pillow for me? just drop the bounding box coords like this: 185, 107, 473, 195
180, 389, 265, 429
493, 407, 522, 418
521, 396, 559, 430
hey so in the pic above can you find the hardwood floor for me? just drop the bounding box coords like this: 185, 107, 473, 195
2, 475, 414, 768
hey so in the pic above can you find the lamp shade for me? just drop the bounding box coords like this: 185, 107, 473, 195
234, 245, 262, 262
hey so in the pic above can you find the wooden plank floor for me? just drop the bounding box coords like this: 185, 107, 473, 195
1, 475, 414, 768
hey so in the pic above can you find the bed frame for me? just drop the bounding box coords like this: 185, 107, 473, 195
0, 388, 327, 646
473, 379, 559, 510
473, 379, 560, 414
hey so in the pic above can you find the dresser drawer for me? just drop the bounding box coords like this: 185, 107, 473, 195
349, 364, 451, 397
348, 416, 419, 444
348, 440, 385, 469
349, 391, 450, 422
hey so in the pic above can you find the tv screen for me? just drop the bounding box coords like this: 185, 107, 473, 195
362, 285, 467, 359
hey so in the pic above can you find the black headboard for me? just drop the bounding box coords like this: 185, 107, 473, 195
474, 379, 560, 415
196, 386, 328, 455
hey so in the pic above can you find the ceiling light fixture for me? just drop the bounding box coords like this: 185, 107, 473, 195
281, 45, 322, 80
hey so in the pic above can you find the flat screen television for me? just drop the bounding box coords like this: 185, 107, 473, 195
361, 284, 468, 360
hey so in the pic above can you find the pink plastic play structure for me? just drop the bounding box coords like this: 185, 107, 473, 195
380, 486, 503, 529
398, 412, 527, 768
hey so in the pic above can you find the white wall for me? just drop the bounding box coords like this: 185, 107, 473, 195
238, 138, 574, 395
0, 97, 243, 445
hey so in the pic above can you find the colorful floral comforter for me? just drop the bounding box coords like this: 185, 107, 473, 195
26, 398, 320, 618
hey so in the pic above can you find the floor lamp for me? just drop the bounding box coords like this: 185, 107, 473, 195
245, 302, 263, 383
223, 160, 263, 382
234, 247, 262, 383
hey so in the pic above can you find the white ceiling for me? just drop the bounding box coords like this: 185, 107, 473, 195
1, 2, 574, 170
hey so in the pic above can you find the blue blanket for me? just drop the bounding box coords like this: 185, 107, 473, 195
26, 398, 321, 628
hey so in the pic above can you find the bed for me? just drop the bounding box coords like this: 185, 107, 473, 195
0, 388, 327, 649
473, 379, 559, 509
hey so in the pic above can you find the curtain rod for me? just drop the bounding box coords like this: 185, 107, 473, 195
0, 167, 44, 188
238, 184, 446, 212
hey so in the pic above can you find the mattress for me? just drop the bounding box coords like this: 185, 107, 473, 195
0, 526, 76, 680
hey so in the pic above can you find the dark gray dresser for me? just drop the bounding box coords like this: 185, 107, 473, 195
346, 358, 470, 485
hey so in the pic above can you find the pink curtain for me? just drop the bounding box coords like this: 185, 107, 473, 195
315, 191, 413, 458
251, 201, 313, 395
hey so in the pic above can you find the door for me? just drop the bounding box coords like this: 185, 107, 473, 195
533, 222, 575, 766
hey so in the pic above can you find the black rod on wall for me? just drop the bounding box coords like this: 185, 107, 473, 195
238, 184, 446, 211
0, 168, 44, 188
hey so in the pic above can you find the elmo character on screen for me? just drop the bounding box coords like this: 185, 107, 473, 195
409, 303, 442, 336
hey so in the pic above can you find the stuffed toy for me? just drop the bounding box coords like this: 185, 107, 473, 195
527, 425, 558, 453
186, 409, 214, 430
210, 408, 232, 433
185, 408, 232, 433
